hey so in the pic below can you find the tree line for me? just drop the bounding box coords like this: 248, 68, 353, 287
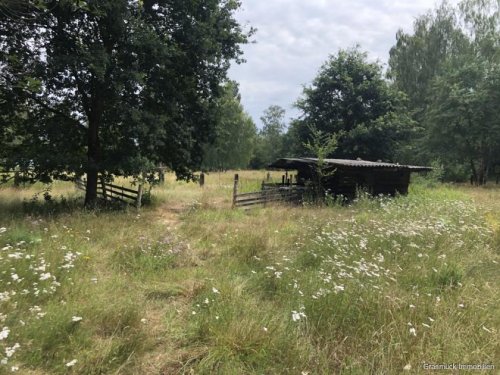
202, 0, 500, 185
1, 0, 498, 208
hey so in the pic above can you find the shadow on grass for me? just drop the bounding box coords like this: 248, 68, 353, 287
0, 192, 129, 220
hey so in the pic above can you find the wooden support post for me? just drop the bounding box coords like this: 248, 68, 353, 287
136, 184, 144, 209
261, 180, 265, 191
232, 174, 239, 208
13, 171, 20, 187
199, 172, 205, 187
282, 175, 285, 185
266, 172, 270, 182
100, 177, 107, 200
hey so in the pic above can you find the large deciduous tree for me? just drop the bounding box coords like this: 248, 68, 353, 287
0, 0, 251, 205
292, 48, 414, 161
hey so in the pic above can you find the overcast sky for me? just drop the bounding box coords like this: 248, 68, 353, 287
228, 0, 454, 127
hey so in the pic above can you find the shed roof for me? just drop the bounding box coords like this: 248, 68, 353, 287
267, 158, 432, 172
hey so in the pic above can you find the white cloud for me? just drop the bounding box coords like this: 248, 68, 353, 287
229, 0, 459, 127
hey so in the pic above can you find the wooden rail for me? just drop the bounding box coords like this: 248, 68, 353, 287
232, 174, 305, 208
75, 178, 143, 208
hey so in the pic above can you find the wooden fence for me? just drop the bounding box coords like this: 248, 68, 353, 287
76, 178, 143, 208
232, 174, 305, 208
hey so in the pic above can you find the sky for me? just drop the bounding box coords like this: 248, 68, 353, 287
228, 0, 454, 127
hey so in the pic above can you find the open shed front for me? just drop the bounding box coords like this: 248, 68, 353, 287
267, 158, 432, 199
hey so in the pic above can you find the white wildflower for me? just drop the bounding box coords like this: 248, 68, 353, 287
0, 327, 10, 340
333, 284, 345, 293
403, 364, 412, 371
409, 327, 417, 336
39, 273, 51, 281
5, 343, 20, 358
65, 359, 77, 367
482, 326, 492, 333
291, 310, 306, 322
140, 318, 147, 324
71, 316, 83, 322
212, 287, 220, 294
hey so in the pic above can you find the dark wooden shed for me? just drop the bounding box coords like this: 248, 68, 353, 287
267, 158, 432, 198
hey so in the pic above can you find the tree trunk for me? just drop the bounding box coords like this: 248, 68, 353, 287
470, 159, 478, 186
84, 104, 102, 207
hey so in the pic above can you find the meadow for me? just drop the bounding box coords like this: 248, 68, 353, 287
0, 171, 498, 374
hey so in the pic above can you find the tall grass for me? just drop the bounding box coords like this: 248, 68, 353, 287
0, 173, 498, 374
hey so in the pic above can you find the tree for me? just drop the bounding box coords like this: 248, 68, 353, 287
388, 0, 500, 182
427, 62, 500, 184
302, 125, 339, 199
251, 105, 287, 167
292, 48, 414, 161
201, 81, 257, 170
388, 3, 468, 121
425, 0, 500, 184
0, 0, 252, 206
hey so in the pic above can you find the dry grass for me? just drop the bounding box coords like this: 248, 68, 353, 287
0, 173, 498, 374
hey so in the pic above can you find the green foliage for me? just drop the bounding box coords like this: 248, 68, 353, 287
303, 125, 339, 200
426, 60, 500, 184
0, 0, 252, 205
292, 48, 414, 161
201, 82, 257, 170
388, 0, 500, 182
250, 105, 287, 168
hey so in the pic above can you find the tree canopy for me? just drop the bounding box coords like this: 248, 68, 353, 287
0, 0, 251, 205
251, 105, 287, 167
292, 48, 413, 162
201, 81, 257, 171
388, 0, 500, 183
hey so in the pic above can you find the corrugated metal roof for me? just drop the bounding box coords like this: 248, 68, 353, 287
268, 158, 432, 171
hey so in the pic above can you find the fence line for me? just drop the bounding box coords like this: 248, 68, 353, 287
232, 174, 305, 208
75, 178, 143, 208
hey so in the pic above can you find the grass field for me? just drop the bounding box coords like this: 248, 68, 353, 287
0, 171, 498, 374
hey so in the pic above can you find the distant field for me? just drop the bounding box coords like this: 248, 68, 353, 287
0, 171, 498, 374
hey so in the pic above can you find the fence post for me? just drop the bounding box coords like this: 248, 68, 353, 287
199, 172, 205, 187
136, 184, 143, 209
266, 172, 270, 182
100, 177, 107, 200
232, 174, 239, 208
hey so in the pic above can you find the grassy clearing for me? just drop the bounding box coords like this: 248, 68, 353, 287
0, 172, 498, 374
